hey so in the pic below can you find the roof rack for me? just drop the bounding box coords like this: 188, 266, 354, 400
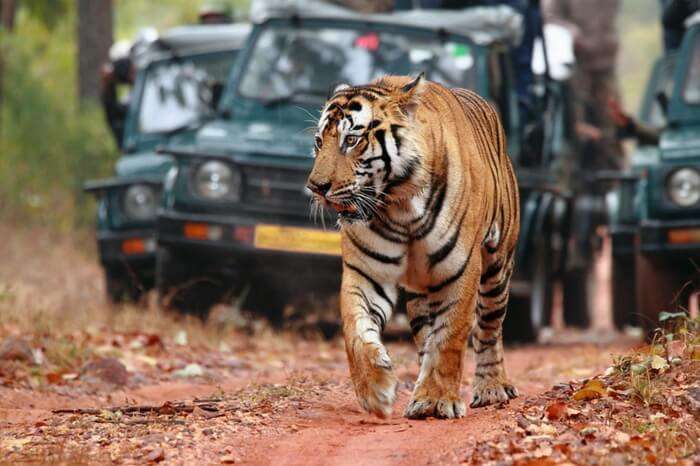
250, 0, 523, 46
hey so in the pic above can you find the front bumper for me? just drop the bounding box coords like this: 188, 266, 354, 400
157, 210, 343, 288
97, 229, 157, 266
639, 219, 700, 254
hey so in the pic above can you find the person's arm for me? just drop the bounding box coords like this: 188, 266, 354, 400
609, 98, 662, 146
541, 0, 582, 39
663, 0, 695, 28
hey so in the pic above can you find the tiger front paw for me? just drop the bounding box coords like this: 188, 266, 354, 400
350, 343, 398, 418
404, 396, 466, 419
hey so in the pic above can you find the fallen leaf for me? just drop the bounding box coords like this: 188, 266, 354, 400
546, 401, 568, 421
613, 431, 631, 444
46, 372, 63, 384
573, 379, 606, 401
146, 447, 164, 463
514, 459, 556, 466
650, 355, 669, 371
691, 346, 700, 361
174, 330, 188, 346
174, 363, 204, 378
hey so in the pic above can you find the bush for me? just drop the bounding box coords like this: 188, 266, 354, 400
0, 13, 117, 230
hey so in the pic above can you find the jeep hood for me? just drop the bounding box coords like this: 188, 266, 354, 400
194, 119, 313, 158
660, 126, 700, 160
115, 151, 173, 179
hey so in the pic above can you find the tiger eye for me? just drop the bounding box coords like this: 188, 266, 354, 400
314, 136, 323, 151
345, 135, 358, 146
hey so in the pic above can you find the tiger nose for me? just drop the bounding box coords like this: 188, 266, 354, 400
307, 180, 331, 196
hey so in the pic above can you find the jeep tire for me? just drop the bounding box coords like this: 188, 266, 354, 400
156, 245, 227, 319
611, 253, 637, 330
104, 265, 147, 304
503, 238, 553, 343
562, 264, 594, 328
635, 253, 689, 340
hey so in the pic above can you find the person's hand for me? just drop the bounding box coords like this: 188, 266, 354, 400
608, 98, 631, 128
100, 63, 115, 90
575, 121, 603, 142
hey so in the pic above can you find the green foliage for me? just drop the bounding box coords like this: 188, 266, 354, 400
0, 6, 118, 230
20, 0, 71, 31
0, 0, 251, 229
115, 0, 251, 40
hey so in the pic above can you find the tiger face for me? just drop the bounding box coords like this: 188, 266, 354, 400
306, 75, 426, 223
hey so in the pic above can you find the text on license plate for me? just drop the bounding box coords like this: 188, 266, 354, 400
254, 224, 341, 256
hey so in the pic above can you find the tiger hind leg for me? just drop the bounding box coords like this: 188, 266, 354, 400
471, 236, 518, 408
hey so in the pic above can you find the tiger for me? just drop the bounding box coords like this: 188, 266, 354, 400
306, 74, 520, 419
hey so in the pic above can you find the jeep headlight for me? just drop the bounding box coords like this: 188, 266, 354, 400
123, 184, 158, 220
667, 168, 700, 207
193, 160, 240, 201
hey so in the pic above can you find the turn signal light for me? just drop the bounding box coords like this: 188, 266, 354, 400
184, 222, 223, 241
121, 238, 155, 255
668, 228, 700, 245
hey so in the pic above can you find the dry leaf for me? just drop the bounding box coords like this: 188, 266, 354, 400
46, 372, 63, 384
650, 355, 669, 371
573, 379, 606, 401
546, 401, 568, 421
514, 459, 557, 466
613, 431, 631, 444
146, 447, 164, 463
691, 346, 700, 361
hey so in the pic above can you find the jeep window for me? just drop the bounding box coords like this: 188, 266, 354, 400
683, 36, 700, 105
238, 25, 477, 103
138, 51, 233, 134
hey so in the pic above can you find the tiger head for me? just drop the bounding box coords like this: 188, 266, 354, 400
306, 74, 428, 223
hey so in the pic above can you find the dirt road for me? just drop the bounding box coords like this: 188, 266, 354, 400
1, 334, 634, 464
0, 226, 659, 465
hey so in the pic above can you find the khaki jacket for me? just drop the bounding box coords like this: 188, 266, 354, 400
542, 0, 621, 72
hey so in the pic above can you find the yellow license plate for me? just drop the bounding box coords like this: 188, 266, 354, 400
254, 224, 342, 256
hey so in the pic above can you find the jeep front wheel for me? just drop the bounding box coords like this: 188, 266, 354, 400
611, 253, 637, 330
635, 253, 689, 339
156, 245, 226, 319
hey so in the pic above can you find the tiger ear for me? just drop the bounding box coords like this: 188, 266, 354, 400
330, 82, 351, 96
397, 73, 426, 119
401, 72, 425, 94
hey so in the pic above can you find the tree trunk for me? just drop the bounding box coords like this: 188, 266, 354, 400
77, 0, 112, 103
1, 0, 17, 31
0, 0, 18, 136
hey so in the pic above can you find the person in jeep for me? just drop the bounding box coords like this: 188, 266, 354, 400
101, 44, 135, 148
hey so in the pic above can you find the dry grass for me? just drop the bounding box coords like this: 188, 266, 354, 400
0, 224, 267, 353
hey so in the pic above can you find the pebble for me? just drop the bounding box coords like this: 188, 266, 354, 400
0, 337, 35, 364
81, 357, 128, 386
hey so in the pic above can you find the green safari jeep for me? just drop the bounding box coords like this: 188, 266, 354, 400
84, 24, 250, 303
156, 6, 584, 340
608, 22, 700, 335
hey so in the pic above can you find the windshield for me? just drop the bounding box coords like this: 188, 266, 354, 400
683, 35, 700, 105
238, 25, 478, 103
138, 51, 235, 134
